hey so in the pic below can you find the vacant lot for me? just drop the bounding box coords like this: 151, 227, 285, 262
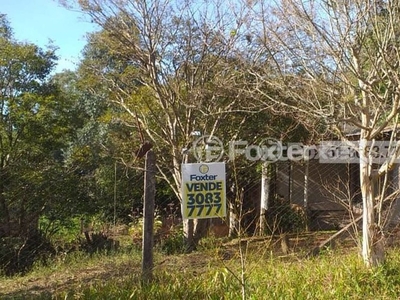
1, 233, 400, 299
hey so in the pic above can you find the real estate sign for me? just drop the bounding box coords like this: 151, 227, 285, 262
181, 162, 226, 219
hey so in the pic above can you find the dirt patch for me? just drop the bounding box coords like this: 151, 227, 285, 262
0, 259, 140, 299
0, 251, 219, 299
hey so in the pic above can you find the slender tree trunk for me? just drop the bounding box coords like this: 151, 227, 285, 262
0, 168, 10, 236
183, 217, 210, 252
183, 219, 194, 251
385, 165, 400, 229
358, 69, 385, 267
0, 191, 9, 236
229, 202, 239, 237
180, 155, 210, 251
229, 182, 240, 238
303, 159, 309, 231
193, 218, 210, 245
359, 137, 384, 267
260, 162, 270, 235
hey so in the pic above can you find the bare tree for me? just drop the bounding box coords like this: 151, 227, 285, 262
65, 0, 255, 248
242, 0, 400, 267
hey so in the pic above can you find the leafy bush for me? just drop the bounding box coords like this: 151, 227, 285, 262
159, 226, 185, 255
39, 215, 82, 247
129, 216, 163, 247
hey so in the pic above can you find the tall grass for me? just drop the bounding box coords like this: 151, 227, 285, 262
55, 248, 400, 299
3, 243, 400, 299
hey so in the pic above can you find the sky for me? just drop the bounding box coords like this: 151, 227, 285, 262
1, 0, 98, 73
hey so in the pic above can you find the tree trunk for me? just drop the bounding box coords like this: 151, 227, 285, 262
359, 137, 384, 267
229, 199, 240, 238
183, 219, 195, 252
193, 219, 210, 245
180, 156, 211, 251
385, 165, 400, 230
183, 217, 210, 252
0, 168, 10, 237
260, 162, 271, 235
228, 181, 241, 237
303, 159, 309, 231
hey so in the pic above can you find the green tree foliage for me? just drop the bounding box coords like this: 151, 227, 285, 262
0, 15, 80, 237
73, 30, 178, 221
52, 69, 145, 224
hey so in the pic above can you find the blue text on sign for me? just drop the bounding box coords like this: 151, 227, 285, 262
190, 174, 217, 181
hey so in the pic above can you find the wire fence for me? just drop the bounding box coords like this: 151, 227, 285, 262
2, 153, 400, 276
224, 156, 400, 246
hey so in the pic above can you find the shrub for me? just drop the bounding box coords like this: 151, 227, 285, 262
159, 225, 185, 255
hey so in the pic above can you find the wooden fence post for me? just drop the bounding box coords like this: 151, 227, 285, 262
142, 150, 156, 282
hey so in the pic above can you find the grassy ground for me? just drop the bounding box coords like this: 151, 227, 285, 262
1, 233, 400, 299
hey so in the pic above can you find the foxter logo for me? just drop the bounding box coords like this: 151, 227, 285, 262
199, 164, 209, 174
190, 174, 217, 181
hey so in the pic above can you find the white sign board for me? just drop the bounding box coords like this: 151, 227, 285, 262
181, 162, 226, 219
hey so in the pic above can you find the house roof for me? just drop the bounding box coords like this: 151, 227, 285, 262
344, 124, 400, 139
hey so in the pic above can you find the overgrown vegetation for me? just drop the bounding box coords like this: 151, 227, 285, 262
2, 236, 400, 299
2, 0, 400, 295
0, 232, 55, 276
265, 196, 308, 234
